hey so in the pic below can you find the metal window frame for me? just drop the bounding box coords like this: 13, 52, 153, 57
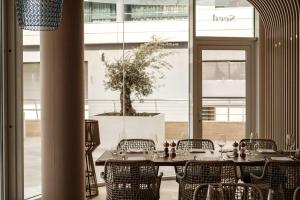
3, 0, 24, 199
0, 0, 3, 198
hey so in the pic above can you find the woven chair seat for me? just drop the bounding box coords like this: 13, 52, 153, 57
102, 160, 162, 200
117, 139, 156, 151
177, 160, 237, 200
175, 139, 215, 183
250, 160, 300, 200
239, 139, 277, 183
193, 183, 263, 200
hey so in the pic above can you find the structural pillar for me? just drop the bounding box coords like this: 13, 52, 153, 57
40, 0, 85, 199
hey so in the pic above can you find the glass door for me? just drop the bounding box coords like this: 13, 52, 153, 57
201, 49, 246, 142
194, 40, 256, 143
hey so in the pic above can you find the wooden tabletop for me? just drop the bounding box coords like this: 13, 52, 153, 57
95, 150, 294, 166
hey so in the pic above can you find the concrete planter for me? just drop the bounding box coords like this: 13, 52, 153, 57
90, 113, 165, 149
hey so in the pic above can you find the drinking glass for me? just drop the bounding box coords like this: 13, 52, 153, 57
148, 146, 155, 160
217, 134, 226, 160
110, 144, 118, 158
181, 132, 189, 156
252, 132, 259, 155
290, 133, 296, 158
153, 134, 159, 151
249, 132, 254, 155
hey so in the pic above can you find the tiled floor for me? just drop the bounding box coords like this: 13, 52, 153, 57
93, 180, 179, 200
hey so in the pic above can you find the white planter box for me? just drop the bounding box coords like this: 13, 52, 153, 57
90, 113, 165, 149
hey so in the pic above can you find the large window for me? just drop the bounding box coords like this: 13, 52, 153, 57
22, 0, 256, 198
196, 0, 254, 37
88, 0, 190, 179
23, 0, 190, 198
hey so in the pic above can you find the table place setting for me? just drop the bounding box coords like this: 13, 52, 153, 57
247, 157, 266, 162
219, 148, 233, 153
189, 148, 206, 153
126, 148, 145, 153
257, 149, 276, 153
270, 156, 294, 161
127, 156, 146, 161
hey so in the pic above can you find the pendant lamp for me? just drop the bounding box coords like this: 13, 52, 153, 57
16, 0, 63, 31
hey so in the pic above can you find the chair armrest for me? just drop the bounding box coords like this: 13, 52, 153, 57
176, 172, 184, 181
250, 173, 264, 184
100, 172, 106, 179
158, 172, 163, 178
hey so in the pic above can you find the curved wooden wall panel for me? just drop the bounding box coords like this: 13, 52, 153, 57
247, 0, 299, 149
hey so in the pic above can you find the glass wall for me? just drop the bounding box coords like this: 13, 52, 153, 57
23, 0, 190, 197
87, 0, 190, 178
22, 0, 255, 198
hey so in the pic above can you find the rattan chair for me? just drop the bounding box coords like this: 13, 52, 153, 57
193, 183, 264, 200
117, 139, 156, 151
85, 120, 100, 198
175, 139, 215, 182
293, 186, 300, 200
250, 160, 300, 200
177, 139, 215, 151
101, 160, 163, 200
239, 139, 277, 151
177, 160, 237, 200
239, 139, 277, 183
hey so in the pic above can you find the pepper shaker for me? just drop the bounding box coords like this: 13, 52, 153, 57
170, 141, 176, 158
233, 141, 239, 157
240, 142, 246, 158
163, 141, 170, 158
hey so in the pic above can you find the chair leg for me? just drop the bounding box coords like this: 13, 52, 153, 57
178, 185, 181, 200
85, 151, 99, 198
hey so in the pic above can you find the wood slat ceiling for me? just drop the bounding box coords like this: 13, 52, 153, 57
247, 0, 299, 149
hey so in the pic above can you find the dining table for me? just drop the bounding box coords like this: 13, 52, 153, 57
95, 149, 297, 167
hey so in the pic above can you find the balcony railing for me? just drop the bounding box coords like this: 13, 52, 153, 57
23, 97, 245, 122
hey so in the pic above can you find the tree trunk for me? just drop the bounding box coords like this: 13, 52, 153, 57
120, 87, 136, 116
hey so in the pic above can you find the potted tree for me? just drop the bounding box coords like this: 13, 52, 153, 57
92, 36, 173, 148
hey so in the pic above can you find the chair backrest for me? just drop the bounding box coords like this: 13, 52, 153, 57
117, 139, 156, 151
260, 160, 300, 200
85, 119, 100, 150
193, 183, 264, 200
239, 139, 277, 151
182, 160, 237, 184
103, 160, 159, 199
294, 186, 300, 200
177, 139, 215, 150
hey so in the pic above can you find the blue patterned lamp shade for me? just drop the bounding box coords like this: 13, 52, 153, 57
16, 0, 63, 31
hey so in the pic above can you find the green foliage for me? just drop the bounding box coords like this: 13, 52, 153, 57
103, 36, 173, 115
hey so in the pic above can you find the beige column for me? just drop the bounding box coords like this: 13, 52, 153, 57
40, 0, 85, 199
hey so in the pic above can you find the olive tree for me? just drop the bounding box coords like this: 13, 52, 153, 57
103, 36, 173, 116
